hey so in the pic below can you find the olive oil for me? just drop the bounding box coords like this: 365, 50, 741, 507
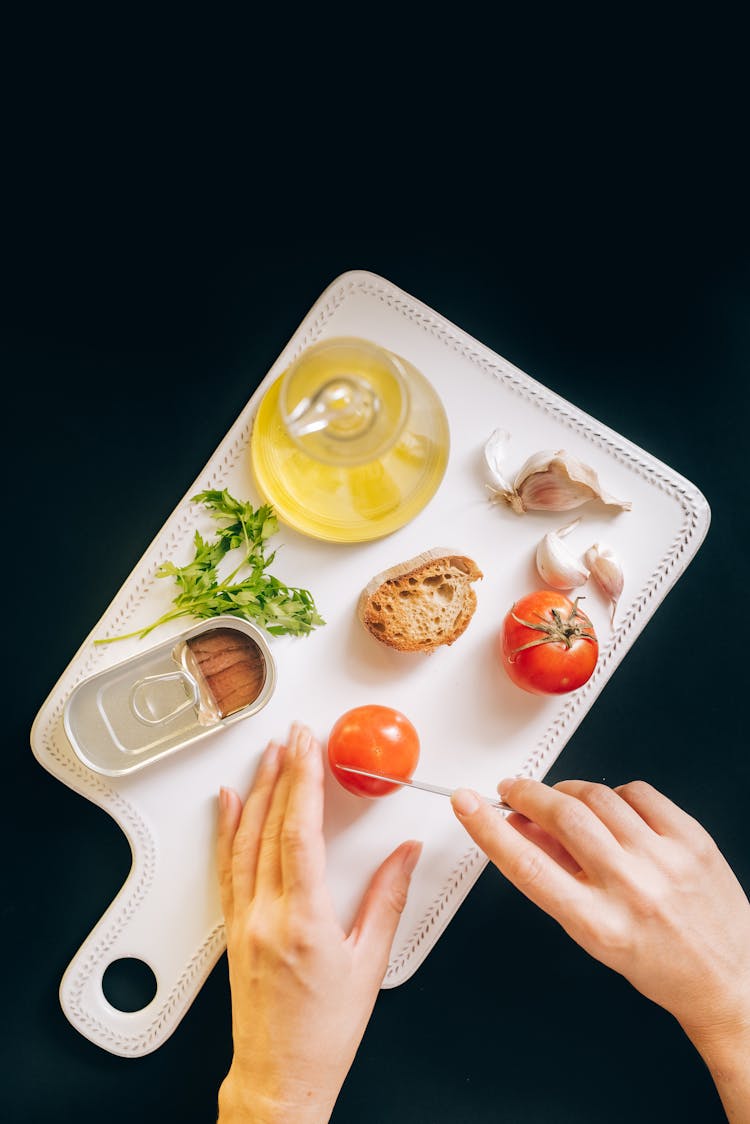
250, 340, 450, 543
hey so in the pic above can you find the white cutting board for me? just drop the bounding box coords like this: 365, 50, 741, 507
30, 270, 710, 1057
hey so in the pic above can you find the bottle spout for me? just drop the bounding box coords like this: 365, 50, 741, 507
285, 376, 378, 440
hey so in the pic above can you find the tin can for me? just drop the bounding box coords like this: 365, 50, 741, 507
64, 616, 276, 777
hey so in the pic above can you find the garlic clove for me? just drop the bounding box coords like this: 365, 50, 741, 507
515, 450, 632, 514
484, 428, 515, 499
536, 519, 590, 590
485, 432, 632, 516
584, 543, 624, 626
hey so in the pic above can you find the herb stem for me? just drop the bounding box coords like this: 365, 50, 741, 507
97, 492, 323, 645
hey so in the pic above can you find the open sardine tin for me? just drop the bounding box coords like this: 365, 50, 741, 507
63, 617, 276, 777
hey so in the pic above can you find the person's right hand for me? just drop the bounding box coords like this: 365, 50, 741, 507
451, 777, 750, 1118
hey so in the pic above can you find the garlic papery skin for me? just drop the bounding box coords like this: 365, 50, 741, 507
489, 445, 632, 515
536, 519, 590, 590
585, 543, 624, 625
484, 428, 515, 497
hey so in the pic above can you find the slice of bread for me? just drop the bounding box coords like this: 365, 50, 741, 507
357, 549, 483, 652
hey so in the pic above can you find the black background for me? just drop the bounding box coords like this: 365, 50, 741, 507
5, 15, 750, 1123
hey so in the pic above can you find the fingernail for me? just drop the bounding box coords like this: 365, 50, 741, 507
497, 777, 515, 800
401, 840, 423, 876
294, 727, 312, 759
285, 723, 302, 760
451, 788, 481, 816
219, 786, 231, 811
263, 740, 281, 766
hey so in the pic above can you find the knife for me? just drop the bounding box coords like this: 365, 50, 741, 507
336, 765, 511, 811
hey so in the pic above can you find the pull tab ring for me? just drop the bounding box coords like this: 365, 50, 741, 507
129, 672, 199, 726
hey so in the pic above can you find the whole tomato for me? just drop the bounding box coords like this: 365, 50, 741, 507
328, 704, 420, 798
499, 591, 598, 695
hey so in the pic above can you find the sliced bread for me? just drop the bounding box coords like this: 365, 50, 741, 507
357, 548, 483, 652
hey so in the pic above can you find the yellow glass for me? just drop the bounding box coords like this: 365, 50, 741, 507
250, 337, 450, 543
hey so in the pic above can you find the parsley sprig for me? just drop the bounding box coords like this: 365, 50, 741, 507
96, 490, 324, 644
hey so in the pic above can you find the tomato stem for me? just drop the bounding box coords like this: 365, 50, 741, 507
509, 597, 597, 657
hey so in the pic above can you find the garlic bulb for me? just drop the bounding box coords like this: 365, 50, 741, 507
485, 431, 632, 515
536, 519, 590, 590
585, 543, 624, 625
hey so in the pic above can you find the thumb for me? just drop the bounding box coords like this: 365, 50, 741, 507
349, 840, 422, 973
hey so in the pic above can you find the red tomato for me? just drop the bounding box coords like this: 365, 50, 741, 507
499, 591, 598, 695
328, 704, 420, 798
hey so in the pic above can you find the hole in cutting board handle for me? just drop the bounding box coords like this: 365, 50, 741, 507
102, 958, 158, 1012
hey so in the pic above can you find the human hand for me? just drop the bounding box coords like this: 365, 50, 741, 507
216, 722, 422, 1124
451, 778, 750, 1099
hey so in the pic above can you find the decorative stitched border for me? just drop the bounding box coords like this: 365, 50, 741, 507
35, 271, 709, 1054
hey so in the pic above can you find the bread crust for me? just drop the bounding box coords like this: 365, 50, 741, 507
357, 548, 483, 652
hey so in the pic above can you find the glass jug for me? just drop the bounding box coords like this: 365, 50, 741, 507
250, 337, 450, 542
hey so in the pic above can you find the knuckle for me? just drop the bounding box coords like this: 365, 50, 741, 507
617, 779, 655, 802
507, 777, 534, 803
627, 884, 662, 923
665, 833, 714, 875
660, 842, 692, 879
259, 814, 283, 847
579, 911, 631, 958
550, 798, 591, 838
614, 862, 665, 922
506, 847, 546, 891
240, 912, 273, 952
387, 881, 409, 916
692, 828, 718, 863
280, 820, 307, 853
282, 916, 315, 956
231, 826, 256, 858
576, 782, 616, 814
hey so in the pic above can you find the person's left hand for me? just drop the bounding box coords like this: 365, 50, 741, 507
216, 722, 422, 1124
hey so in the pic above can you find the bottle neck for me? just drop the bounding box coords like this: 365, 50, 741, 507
280, 343, 409, 466
285, 375, 379, 441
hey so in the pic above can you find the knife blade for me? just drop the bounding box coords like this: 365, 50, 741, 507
336, 765, 511, 810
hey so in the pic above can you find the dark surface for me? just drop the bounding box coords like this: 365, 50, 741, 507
5, 32, 750, 1123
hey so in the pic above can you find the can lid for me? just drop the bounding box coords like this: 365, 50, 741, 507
64, 616, 276, 777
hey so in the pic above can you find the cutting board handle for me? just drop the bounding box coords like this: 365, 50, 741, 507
59, 862, 226, 1058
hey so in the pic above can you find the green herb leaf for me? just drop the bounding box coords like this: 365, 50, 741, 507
96, 491, 324, 644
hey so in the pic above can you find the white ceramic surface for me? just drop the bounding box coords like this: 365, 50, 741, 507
30, 270, 710, 1057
